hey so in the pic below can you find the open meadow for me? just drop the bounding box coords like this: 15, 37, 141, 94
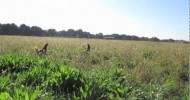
0, 35, 189, 99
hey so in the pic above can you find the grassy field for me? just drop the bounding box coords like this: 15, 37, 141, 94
0, 35, 189, 99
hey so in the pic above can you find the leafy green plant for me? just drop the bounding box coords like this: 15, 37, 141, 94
47, 66, 86, 96
8, 86, 44, 100
0, 54, 35, 74
0, 75, 11, 92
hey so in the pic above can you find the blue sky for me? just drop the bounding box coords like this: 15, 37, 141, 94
0, 0, 188, 40
99, 0, 189, 40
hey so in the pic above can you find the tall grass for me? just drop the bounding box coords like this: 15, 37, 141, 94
0, 35, 188, 99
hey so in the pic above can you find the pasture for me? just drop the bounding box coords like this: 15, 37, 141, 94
0, 35, 189, 99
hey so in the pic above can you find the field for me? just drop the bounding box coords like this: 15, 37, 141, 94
0, 35, 189, 99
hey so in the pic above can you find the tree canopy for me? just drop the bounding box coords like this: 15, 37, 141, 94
0, 23, 187, 43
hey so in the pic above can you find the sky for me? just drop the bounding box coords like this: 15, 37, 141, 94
0, 0, 189, 40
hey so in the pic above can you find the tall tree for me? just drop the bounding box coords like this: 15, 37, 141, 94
30, 26, 44, 36
46, 29, 57, 36
1, 23, 19, 35
19, 24, 31, 35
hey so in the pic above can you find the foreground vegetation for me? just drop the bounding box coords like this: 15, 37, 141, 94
0, 36, 189, 99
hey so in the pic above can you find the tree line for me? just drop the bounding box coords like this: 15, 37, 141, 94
0, 23, 187, 43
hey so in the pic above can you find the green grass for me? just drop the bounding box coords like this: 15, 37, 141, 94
0, 35, 189, 99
